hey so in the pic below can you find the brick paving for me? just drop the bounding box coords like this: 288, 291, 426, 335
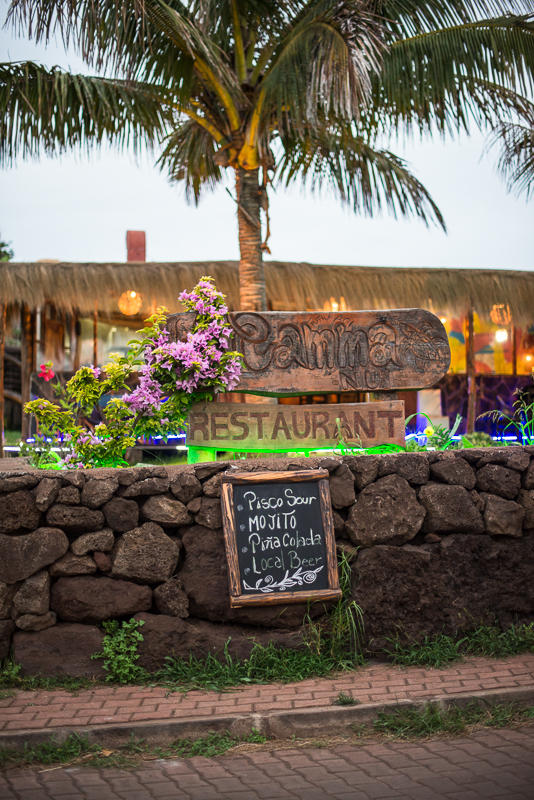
1, 655, 533, 733
1, 727, 534, 799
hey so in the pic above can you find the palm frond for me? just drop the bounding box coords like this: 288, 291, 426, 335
0, 61, 169, 164
158, 117, 222, 202
246, 0, 384, 158
490, 120, 534, 197
379, 0, 534, 38
276, 125, 446, 227
372, 15, 534, 135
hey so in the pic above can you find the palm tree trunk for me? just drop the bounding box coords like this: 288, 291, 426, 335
235, 167, 267, 311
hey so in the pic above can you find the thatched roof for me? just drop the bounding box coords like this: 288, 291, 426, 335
2, 260, 534, 323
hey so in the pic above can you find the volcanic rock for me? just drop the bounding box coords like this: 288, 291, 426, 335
103, 497, 139, 532
194, 497, 222, 529
15, 611, 57, 631
518, 489, 534, 529
0, 528, 69, 583
345, 455, 379, 490
329, 464, 356, 509
418, 483, 484, 535
0, 474, 39, 492
394, 453, 430, 485
49, 553, 97, 577
121, 477, 169, 497
111, 522, 179, 584
0, 490, 41, 533
13, 622, 106, 677
134, 612, 304, 672
345, 475, 425, 548
153, 578, 189, 617
12, 571, 50, 616
0, 582, 18, 619
81, 478, 118, 509
46, 504, 104, 534
141, 494, 191, 526
476, 464, 521, 500
93, 551, 112, 572
51, 576, 152, 623
34, 478, 61, 512
430, 458, 476, 489
0, 619, 16, 659
56, 486, 81, 505
481, 494, 525, 537
170, 472, 202, 504
202, 473, 223, 498
71, 528, 115, 555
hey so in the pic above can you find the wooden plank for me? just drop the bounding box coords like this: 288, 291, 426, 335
186, 401, 405, 451
0, 303, 5, 459
466, 306, 476, 434
166, 309, 450, 396
221, 470, 341, 608
20, 304, 32, 442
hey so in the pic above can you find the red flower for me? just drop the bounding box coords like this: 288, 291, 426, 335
39, 362, 55, 382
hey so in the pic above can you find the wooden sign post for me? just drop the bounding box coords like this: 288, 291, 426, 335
221, 469, 341, 607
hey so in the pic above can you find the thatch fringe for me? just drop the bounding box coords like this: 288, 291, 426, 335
1, 261, 534, 323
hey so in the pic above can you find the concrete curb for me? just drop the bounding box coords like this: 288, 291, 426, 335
1, 685, 533, 751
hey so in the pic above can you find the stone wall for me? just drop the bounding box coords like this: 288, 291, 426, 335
1, 447, 533, 676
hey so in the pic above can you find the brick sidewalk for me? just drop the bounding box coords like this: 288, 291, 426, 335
1, 727, 534, 799
1, 654, 533, 734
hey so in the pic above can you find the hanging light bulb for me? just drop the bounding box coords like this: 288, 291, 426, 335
118, 290, 143, 316
495, 329, 508, 343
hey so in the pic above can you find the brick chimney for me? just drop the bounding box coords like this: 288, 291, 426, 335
126, 231, 146, 262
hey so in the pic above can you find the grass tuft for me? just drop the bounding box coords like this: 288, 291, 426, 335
332, 691, 359, 706
0, 730, 267, 770
374, 701, 534, 739
384, 623, 534, 668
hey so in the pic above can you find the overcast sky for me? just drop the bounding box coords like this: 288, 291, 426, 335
1, 2, 533, 269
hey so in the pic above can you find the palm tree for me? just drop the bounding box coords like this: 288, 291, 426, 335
2, 0, 534, 310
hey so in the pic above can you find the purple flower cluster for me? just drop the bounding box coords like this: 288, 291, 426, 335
123, 277, 241, 420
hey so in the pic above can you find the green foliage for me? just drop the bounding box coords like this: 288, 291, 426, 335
23, 278, 240, 468
4, 0, 534, 233
171, 729, 266, 759
332, 691, 359, 706
159, 552, 364, 692
0, 653, 96, 692
92, 619, 149, 684
158, 640, 355, 693
0, 733, 99, 769
0, 232, 14, 261
462, 431, 494, 447
0, 729, 267, 769
373, 701, 534, 740
385, 623, 534, 668
479, 389, 534, 444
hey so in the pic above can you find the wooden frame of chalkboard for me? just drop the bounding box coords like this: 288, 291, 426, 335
221, 469, 342, 608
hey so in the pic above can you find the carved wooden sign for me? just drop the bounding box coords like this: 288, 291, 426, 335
186, 401, 405, 451
221, 469, 341, 607
166, 309, 450, 396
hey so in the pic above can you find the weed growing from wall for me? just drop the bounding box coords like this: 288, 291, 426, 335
92, 619, 148, 684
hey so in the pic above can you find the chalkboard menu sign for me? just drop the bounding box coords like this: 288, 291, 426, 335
221, 469, 341, 608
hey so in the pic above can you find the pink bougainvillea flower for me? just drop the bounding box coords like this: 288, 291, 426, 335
39, 362, 55, 382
